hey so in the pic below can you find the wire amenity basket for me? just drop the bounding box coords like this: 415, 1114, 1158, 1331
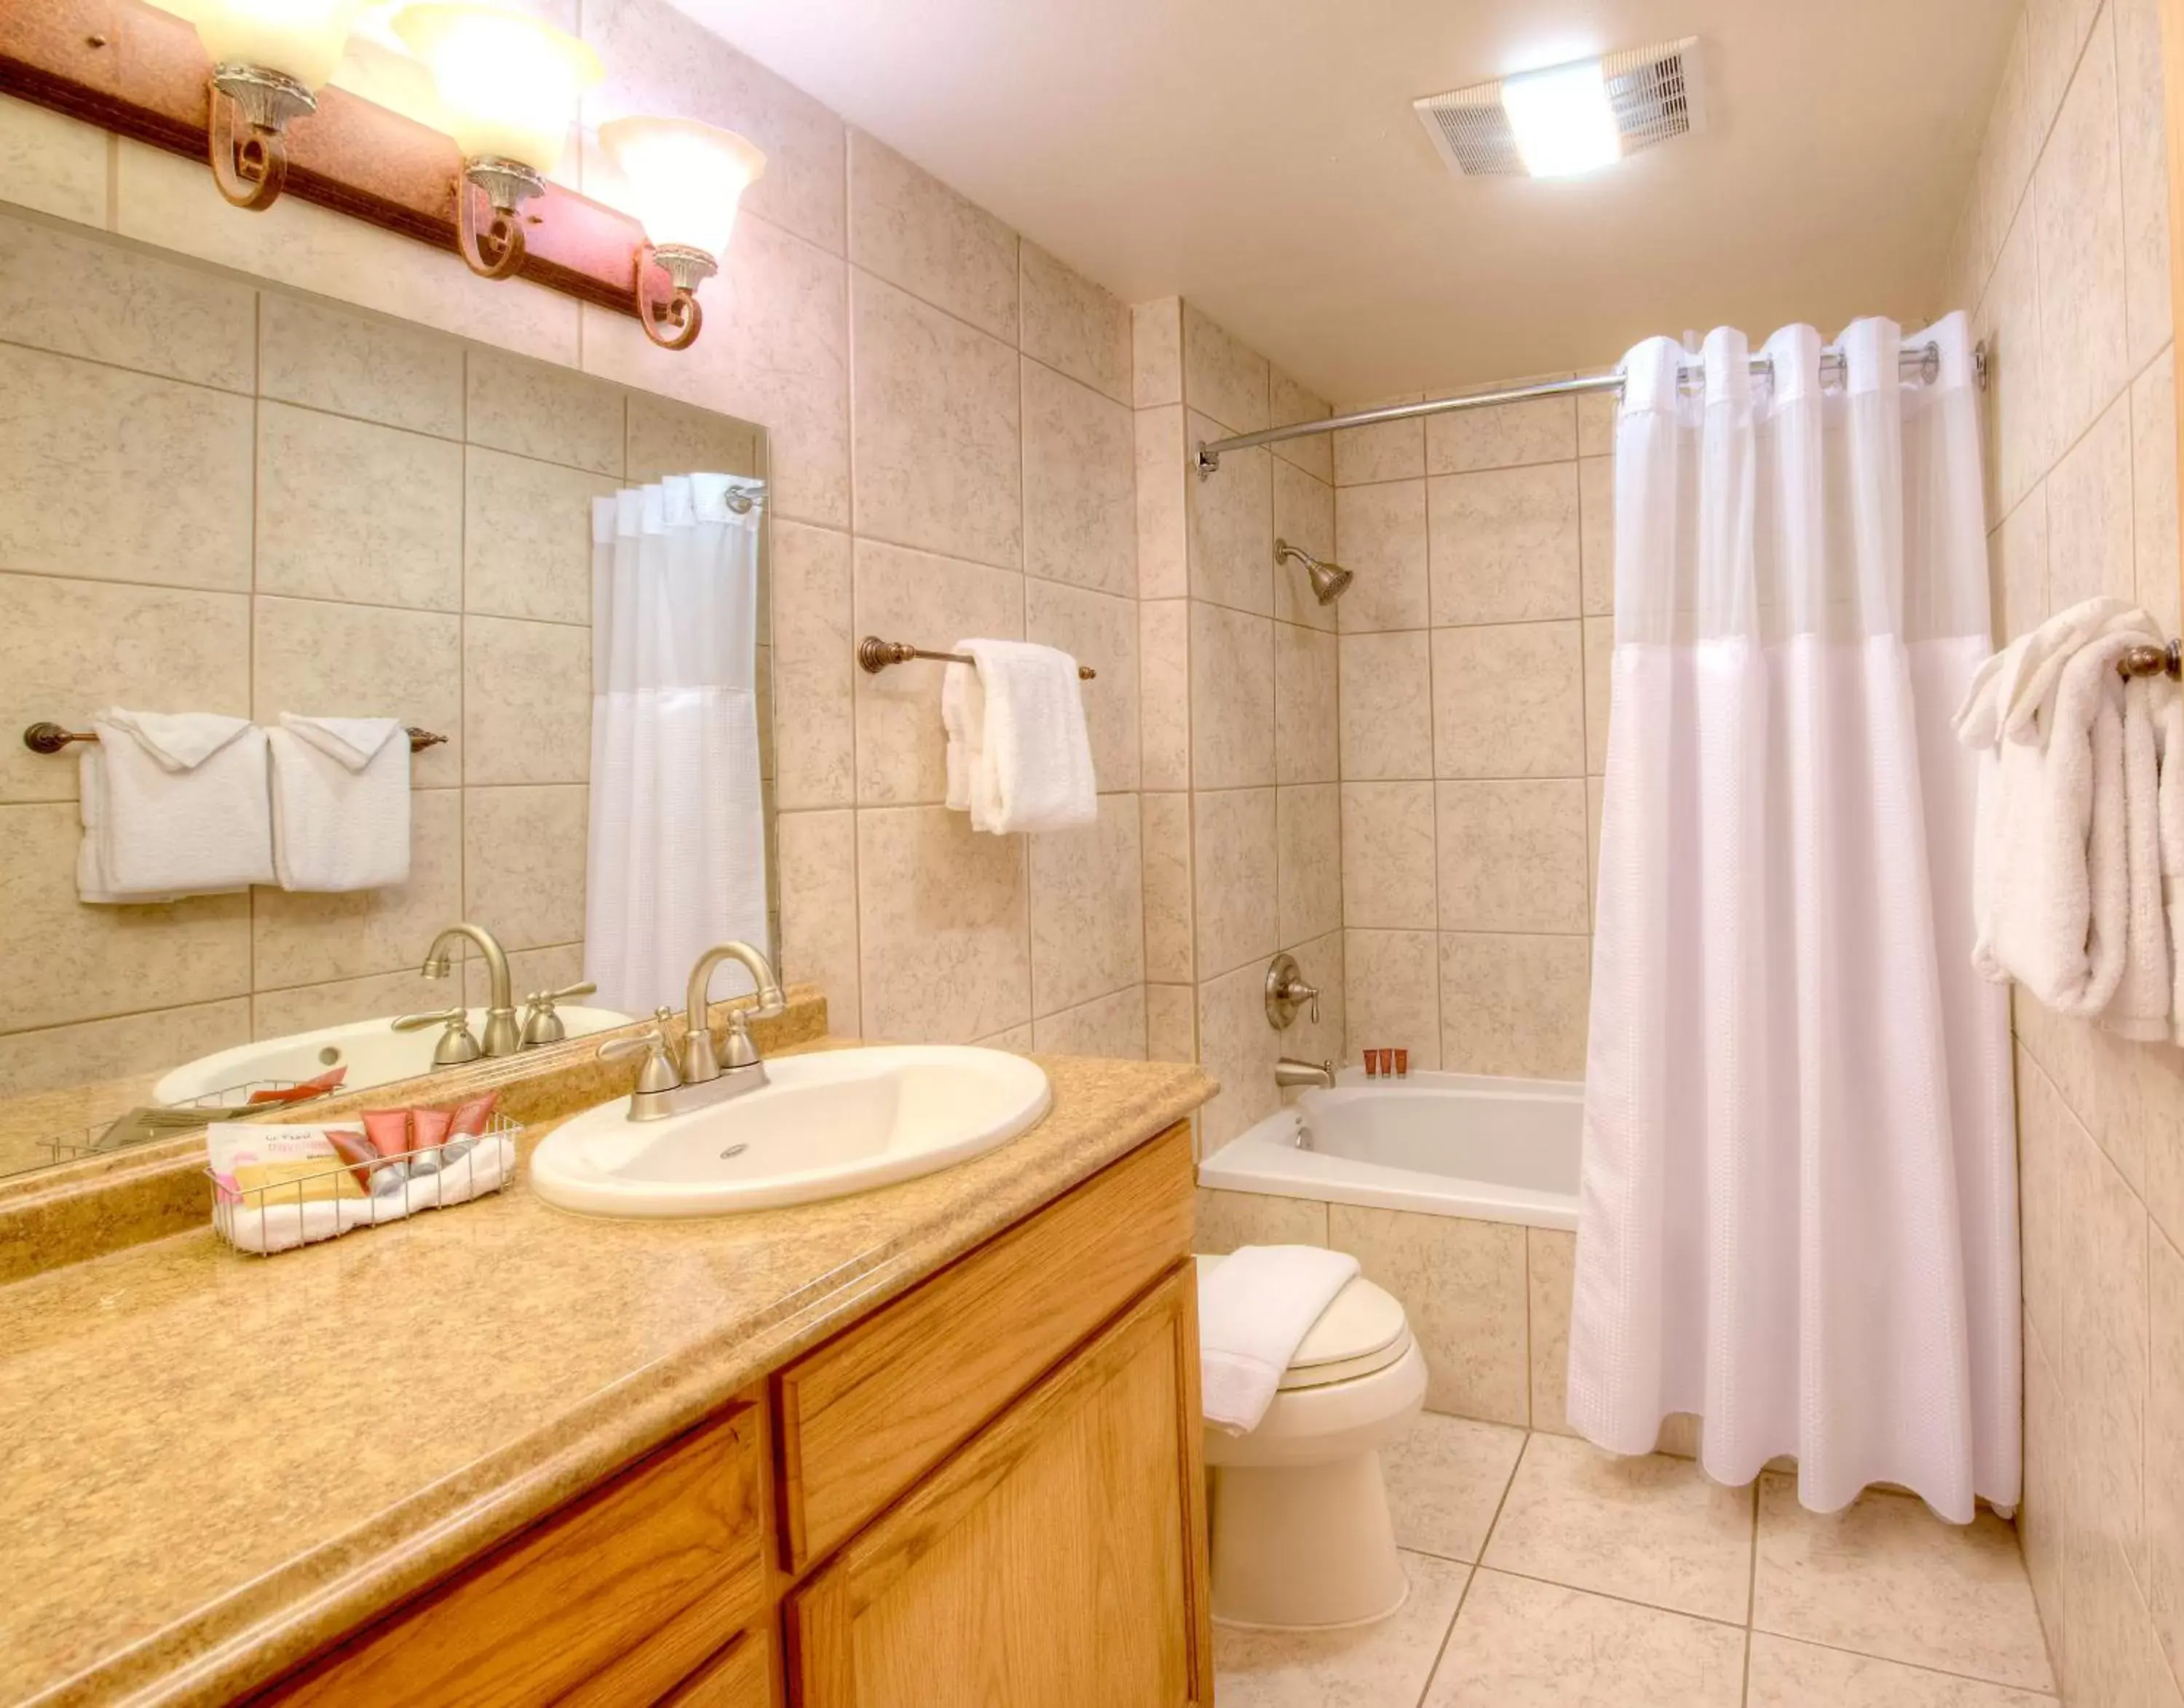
206, 1112, 523, 1256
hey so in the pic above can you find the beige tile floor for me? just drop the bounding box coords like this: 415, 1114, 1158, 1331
1212, 1415, 2058, 1708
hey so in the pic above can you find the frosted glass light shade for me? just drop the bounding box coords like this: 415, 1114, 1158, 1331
187, 0, 365, 89
391, 4, 601, 173
1500, 59, 1621, 178
598, 116, 767, 261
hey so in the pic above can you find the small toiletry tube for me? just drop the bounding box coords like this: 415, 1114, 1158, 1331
1393, 1048, 1409, 1078
1364, 1049, 1382, 1078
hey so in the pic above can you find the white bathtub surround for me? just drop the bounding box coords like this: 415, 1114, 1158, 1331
1570, 319, 2017, 1522
585, 475, 769, 1016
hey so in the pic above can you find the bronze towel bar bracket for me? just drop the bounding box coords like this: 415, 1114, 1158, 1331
22, 722, 449, 755
2118, 641, 2184, 681
857, 636, 1096, 681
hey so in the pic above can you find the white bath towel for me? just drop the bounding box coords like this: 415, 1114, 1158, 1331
1953, 596, 2144, 748
82, 708, 272, 901
2104, 672, 2175, 1039
1197, 1244, 1361, 1435
941, 661, 984, 815
957, 638, 1096, 835
268, 714, 411, 892
2157, 689, 2184, 1043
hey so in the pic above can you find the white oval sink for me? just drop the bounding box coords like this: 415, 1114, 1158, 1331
153, 1008, 633, 1108
529, 1045, 1053, 1217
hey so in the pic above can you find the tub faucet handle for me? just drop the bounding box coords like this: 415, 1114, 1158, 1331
1264, 952, 1320, 1029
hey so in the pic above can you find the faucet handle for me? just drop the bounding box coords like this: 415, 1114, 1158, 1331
598, 1008, 683, 1097
519, 980, 598, 1048
391, 1005, 464, 1032
392, 1006, 482, 1066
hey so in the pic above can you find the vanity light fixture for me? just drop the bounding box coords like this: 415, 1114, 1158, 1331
598, 116, 767, 349
182, 0, 365, 208
391, 2, 602, 279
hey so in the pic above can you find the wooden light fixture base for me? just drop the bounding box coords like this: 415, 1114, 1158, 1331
0, 0, 676, 321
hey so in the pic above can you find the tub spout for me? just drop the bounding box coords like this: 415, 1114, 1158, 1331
1274, 1057, 1335, 1091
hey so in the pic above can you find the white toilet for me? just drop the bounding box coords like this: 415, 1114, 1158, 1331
1198, 1253, 1428, 1629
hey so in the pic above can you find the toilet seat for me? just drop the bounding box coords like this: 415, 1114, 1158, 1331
1192, 1254, 1412, 1390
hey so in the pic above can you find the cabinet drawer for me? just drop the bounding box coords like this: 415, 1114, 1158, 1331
775, 1122, 1194, 1570
269, 1405, 764, 1707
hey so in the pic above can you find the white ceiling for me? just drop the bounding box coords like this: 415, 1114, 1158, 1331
670, 0, 2016, 403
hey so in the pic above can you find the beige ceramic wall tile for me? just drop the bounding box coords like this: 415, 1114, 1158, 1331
851, 272, 1021, 569
1023, 358, 1136, 597
1273, 623, 1339, 786
1436, 780, 1590, 935
1578, 456, 1615, 616
623, 395, 759, 483
1278, 926, 1345, 1072
852, 539, 1022, 804
1586, 774, 1605, 925
1187, 416, 1273, 614
1268, 365, 1334, 481
2032, 12, 2130, 454
1144, 981, 1195, 1061
2147, 1225, 2184, 1683
463, 785, 587, 952
464, 617, 591, 786
1993, 489, 2050, 644
250, 790, 462, 989
1528, 1227, 1577, 1436
1977, 213, 2052, 529
1339, 631, 1436, 780
0, 1000, 248, 1105
1195, 957, 1284, 1148
776, 809, 860, 1036
1424, 1571, 1746, 1708
1745, 1633, 2059, 1708
1425, 395, 1576, 475
0, 212, 253, 392
1272, 462, 1337, 632
2114, 0, 2174, 372
1026, 580, 1139, 789
1139, 599, 1192, 791
253, 597, 462, 787
2025, 0, 2104, 147
1030, 984, 1146, 1059
464, 448, 612, 625
584, 0, 845, 255
1135, 405, 1189, 601
1276, 783, 1341, 948
855, 804, 1029, 1043
250, 966, 451, 1042
1576, 391, 1618, 459
1190, 602, 1275, 788
1341, 783, 1438, 930
769, 521, 855, 810
2056, 1099, 2148, 1566
1345, 928, 1440, 1067
0, 344, 253, 592
2045, 393, 2137, 609
976, 1022, 1036, 1051
2019, 1328, 2069, 1682
0, 803, 250, 1034
1194, 1187, 1328, 1252
466, 349, 624, 476
1192, 788, 1278, 981
1584, 617, 1614, 773
1429, 464, 1582, 625
464, 943, 585, 1011
1029, 803, 1144, 1015
1182, 302, 1268, 435
0, 575, 249, 805
1433, 622, 1586, 779
1380, 1412, 1527, 1562
1021, 244, 1131, 405
847, 132, 1018, 342
256, 402, 464, 611
1329, 1203, 1529, 1423
1333, 395, 1425, 486
1216, 1551, 1469, 1705
1131, 298, 1182, 408
258, 293, 464, 437
2014, 1048, 2073, 1357
1334, 479, 1431, 633
0, 93, 107, 226
1752, 1476, 2052, 1691
1440, 932, 1590, 1078
2133, 349, 2180, 638
1140, 792, 1194, 984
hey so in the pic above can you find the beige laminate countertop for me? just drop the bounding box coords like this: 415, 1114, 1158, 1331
0, 1047, 1214, 1708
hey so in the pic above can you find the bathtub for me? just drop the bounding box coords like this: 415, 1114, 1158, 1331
1198, 1067, 1582, 1232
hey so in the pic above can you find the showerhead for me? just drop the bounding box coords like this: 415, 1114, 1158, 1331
1275, 538, 1354, 605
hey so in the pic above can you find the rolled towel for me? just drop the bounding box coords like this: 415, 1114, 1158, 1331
83, 708, 272, 900
1197, 1244, 1361, 1435
1952, 596, 2143, 748
957, 638, 1097, 835
268, 713, 411, 892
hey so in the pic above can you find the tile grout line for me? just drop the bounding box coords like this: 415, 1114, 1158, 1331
1740, 1476, 1760, 1708
1413, 1430, 1534, 1706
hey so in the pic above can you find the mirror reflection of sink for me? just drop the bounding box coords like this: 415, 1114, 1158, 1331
529, 1045, 1052, 1218
151, 1007, 633, 1109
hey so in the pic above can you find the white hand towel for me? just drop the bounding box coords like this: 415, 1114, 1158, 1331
1953, 596, 2142, 747
268, 713, 411, 892
84, 709, 272, 900
941, 662, 983, 814
1197, 1244, 1361, 1435
957, 638, 1097, 835
2102, 673, 2175, 1040
2159, 691, 2184, 1042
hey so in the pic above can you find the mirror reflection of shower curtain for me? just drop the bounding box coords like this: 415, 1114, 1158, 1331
1567, 316, 2018, 1521
584, 474, 768, 1016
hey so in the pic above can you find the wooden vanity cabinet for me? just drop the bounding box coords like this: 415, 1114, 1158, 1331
258, 1120, 1210, 1708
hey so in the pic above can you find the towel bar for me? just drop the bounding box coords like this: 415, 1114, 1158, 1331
858, 636, 1095, 680
21, 721, 449, 755
2118, 641, 2183, 680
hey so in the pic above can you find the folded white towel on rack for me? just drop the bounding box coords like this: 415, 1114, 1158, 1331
1953, 596, 2144, 748
941, 660, 984, 815
1198, 1244, 1361, 1434
956, 638, 1096, 835
267, 714, 411, 893
81, 708, 272, 901
2161, 692, 2184, 1043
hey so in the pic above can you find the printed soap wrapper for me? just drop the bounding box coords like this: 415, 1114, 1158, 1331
205, 1123, 371, 1205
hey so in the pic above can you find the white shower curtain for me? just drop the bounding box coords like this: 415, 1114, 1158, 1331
1566, 315, 2019, 1520
585, 473, 769, 1016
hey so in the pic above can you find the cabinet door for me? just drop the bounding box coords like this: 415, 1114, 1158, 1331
786, 1266, 1213, 1708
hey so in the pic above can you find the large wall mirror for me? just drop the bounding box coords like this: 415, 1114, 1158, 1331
0, 207, 777, 1181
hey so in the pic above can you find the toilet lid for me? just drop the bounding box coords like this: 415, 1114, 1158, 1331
1194, 1254, 1412, 1391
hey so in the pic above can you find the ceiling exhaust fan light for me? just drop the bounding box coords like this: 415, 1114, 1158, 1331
1500, 58, 1621, 178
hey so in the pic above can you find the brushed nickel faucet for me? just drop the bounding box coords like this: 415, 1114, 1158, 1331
394, 922, 522, 1061
1275, 1058, 1336, 1091
598, 941, 787, 1122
